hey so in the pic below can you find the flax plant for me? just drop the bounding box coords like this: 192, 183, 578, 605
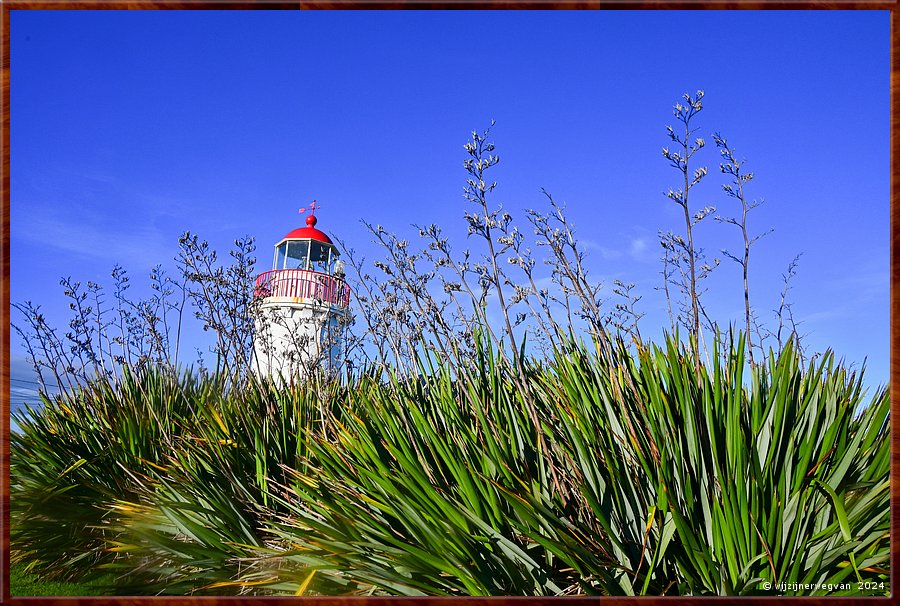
713, 132, 773, 366
11, 329, 889, 595
10, 367, 208, 581
232, 332, 888, 596
661, 90, 718, 369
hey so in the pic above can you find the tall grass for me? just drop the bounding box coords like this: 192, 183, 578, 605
10, 331, 889, 596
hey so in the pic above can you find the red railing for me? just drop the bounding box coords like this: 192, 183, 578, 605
254, 269, 351, 308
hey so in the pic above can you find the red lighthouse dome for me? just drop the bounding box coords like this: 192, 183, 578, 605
282, 214, 333, 245
253, 203, 350, 310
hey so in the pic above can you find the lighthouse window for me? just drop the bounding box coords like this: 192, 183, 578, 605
275, 243, 287, 270
309, 241, 331, 274
285, 240, 310, 270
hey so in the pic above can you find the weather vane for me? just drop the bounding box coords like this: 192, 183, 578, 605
299, 200, 321, 216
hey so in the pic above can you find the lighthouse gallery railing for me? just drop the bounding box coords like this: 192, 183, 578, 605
254, 269, 351, 308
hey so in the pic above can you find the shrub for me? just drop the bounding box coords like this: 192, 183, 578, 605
11, 332, 889, 595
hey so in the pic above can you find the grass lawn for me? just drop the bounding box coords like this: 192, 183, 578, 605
11, 563, 117, 596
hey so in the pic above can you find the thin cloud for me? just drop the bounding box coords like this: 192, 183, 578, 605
800, 307, 848, 325
629, 237, 648, 257
587, 236, 652, 262
830, 270, 888, 303
14, 213, 177, 270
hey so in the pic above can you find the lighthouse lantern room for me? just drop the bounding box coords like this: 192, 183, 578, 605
252, 202, 351, 381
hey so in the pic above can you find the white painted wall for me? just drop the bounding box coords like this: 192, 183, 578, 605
251, 297, 348, 382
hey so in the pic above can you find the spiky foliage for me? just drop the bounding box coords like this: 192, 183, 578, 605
11, 368, 333, 593
10, 367, 209, 580
11, 331, 888, 596
541, 333, 889, 595
250, 334, 888, 596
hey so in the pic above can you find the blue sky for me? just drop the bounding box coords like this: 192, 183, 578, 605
9, 10, 889, 416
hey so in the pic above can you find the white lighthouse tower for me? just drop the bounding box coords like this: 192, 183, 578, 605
251, 202, 351, 381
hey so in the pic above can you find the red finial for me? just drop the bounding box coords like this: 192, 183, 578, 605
298, 200, 322, 227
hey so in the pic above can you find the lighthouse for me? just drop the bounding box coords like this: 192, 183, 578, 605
251, 203, 352, 381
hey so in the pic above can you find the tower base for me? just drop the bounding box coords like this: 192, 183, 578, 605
251, 297, 347, 383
